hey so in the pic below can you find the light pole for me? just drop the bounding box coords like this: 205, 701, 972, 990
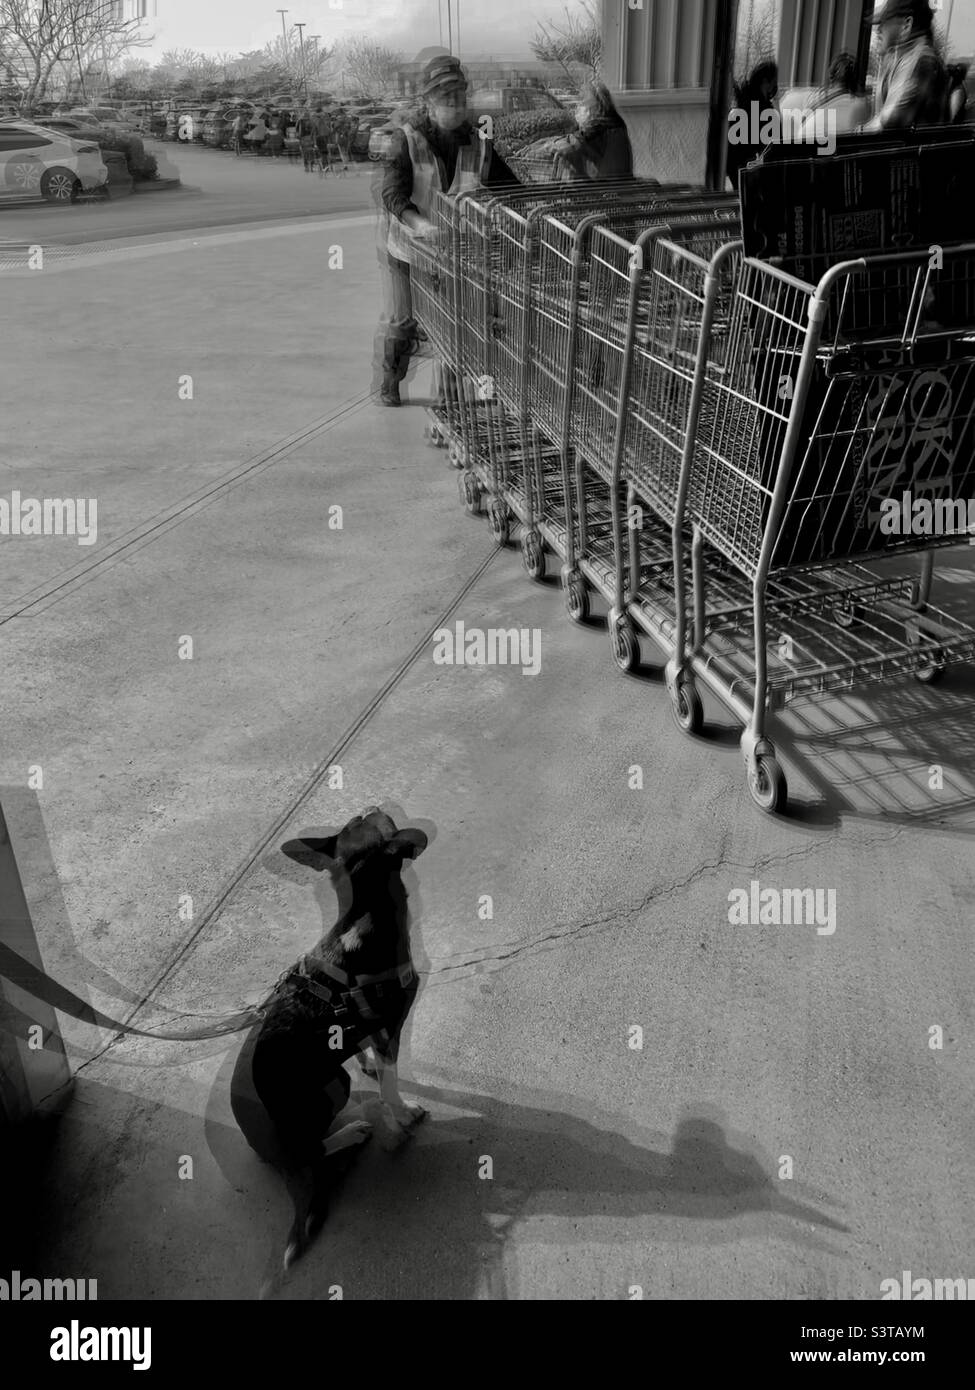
294, 23, 308, 102
309, 36, 321, 98
276, 8, 289, 74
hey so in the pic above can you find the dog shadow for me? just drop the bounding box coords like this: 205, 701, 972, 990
206, 1057, 849, 1298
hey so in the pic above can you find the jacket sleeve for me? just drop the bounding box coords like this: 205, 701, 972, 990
382, 129, 420, 221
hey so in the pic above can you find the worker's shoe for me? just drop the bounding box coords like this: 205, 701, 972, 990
378, 379, 401, 407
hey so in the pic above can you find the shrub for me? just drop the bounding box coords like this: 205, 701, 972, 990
493, 109, 575, 156
79, 129, 157, 180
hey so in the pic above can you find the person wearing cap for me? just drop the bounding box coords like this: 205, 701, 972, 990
377, 53, 519, 407
862, 0, 949, 132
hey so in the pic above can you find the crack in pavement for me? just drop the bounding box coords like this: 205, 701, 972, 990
419, 827, 909, 987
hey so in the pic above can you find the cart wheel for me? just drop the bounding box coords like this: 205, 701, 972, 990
915, 647, 946, 685
490, 502, 511, 547
425, 422, 444, 449
461, 472, 481, 515
610, 618, 639, 674
671, 680, 704, 736
562, 571, 589, 624
748, 754, 787, 815
833, 603, 860, 630
522, 530, 546, 582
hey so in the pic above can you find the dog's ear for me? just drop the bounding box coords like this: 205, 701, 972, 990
385, 828, 428, 861
281, 836, 339, 870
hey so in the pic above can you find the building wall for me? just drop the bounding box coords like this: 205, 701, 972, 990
603, 0, 721, 183
603, 0, 869, 184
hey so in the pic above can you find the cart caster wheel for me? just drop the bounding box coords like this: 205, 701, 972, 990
522, 530, 546, 582
448, 441, 467, 469
915, 648, 945, 685
562, 571, 589, 624
748, 754, 787, 815
610, 618, 639, 674
425, 423, 444, 449
490, 502, 511, 546
461, 472, 481, 515
832, 603, 860, 630
672, 680, 704, 735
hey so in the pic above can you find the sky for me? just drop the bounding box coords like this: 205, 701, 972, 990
133, 0, 577, 62
132, 0, 975, 66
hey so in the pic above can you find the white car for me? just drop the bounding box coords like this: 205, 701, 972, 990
0, 120, 108, 202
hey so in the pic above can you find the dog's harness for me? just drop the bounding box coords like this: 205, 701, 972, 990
285, 957, 417, 1027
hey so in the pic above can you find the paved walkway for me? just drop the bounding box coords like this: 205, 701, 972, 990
3, 216, 975, 1299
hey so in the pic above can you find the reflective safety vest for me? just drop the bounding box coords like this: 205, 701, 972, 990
387, 123, 484, 263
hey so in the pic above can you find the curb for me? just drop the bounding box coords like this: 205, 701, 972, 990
133, 177, 182, 194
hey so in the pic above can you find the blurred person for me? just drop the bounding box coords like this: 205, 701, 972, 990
862, 0, 949, 131
296, 104, 317, 172
313, 105, 332, 168
245, 114, 267, 152
547, 81, 634, 181
267, 110, 285, 157
377, 53, 519, 407
796, 52, 872, 137
230, 109, 248, 156
727, 59, 779, 187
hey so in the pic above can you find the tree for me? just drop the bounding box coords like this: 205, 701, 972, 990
529, 1, 601, 93
0, 0, 150, 107
736, 0, 777, 85
340, 36, 402, 97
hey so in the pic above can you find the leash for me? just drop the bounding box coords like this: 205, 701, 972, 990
0, 942, 414, 1044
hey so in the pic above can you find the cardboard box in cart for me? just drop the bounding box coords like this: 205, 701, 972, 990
763, 337, 975, 567
738, 135, 975, 568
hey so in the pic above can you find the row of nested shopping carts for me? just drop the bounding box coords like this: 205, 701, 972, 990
407, 173, 975, 814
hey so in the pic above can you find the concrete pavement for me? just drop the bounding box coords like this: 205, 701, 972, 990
2, 207, 975, 1300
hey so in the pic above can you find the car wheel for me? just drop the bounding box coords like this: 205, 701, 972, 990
40, 167, 81, 203
5, 157, 42, 194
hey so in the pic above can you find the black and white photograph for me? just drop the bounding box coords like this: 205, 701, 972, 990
2, 0, 974, 1340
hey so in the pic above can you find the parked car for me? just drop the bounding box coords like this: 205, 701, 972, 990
67, 106, 140, 134
31, 116, 147, 164
203, 105, 250, 148
0, 120, 108, 201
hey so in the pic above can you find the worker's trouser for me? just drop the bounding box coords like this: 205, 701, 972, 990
380, 253, 418, 387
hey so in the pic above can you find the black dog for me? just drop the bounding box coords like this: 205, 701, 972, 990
230, 807, 429, 1278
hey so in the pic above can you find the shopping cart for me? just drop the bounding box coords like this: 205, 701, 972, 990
457, 180, 685, 565
565, 216, 742, 663
664, 240, 975, 812
530, 192, 738, 619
